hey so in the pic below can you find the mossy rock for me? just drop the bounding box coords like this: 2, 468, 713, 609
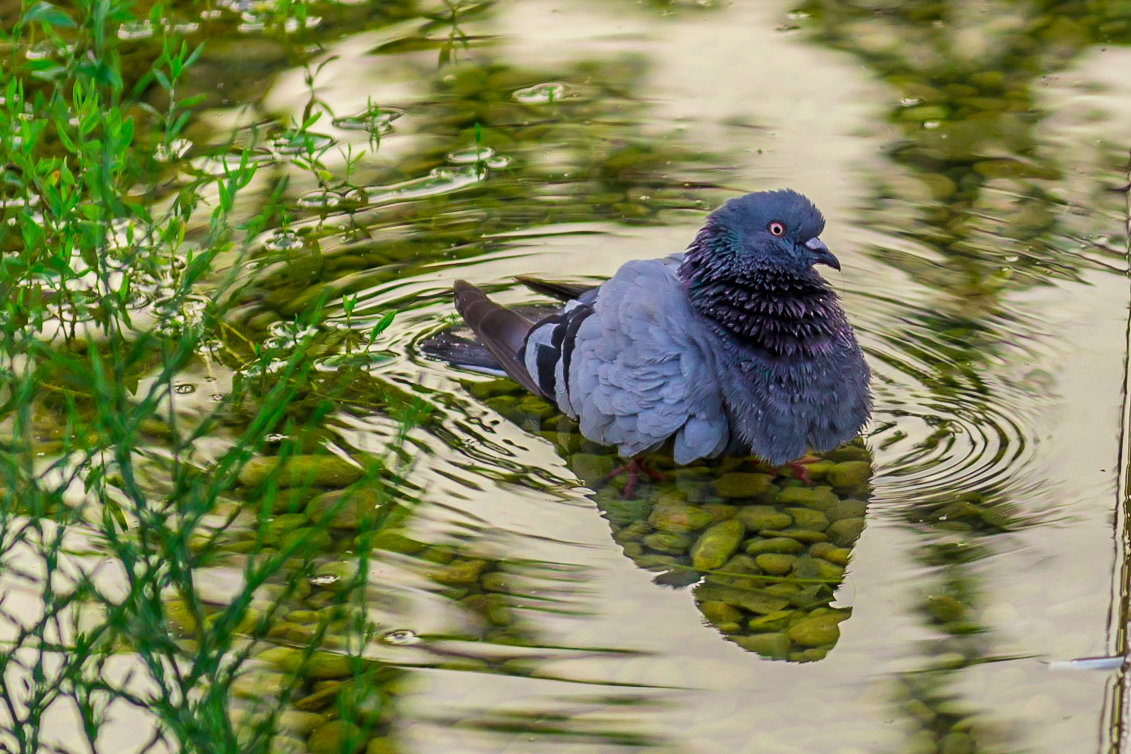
649, 503, 715, 533
745, 537, 805, 556
826, 461, 871, 489
783, 507, 829, 531
714, 472, 774, 498
733, 632, 791, 659
307, 487, 384, 529
239, 455, 368, 489
308, 720, 365, 754
787, 612, 846, 647
777, 485, 838, 511
691, 519, 746, 570
827, 517, 866, 546
643, 531, 693, 555
429, 559, 488, 586
735, 506, 792, 531
754, 553, 796, 575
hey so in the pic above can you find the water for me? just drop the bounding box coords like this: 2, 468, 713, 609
8, 1, 1131, 753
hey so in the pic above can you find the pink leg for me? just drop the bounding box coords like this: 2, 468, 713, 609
603, 458, 668, 497
783, 454, 821, 485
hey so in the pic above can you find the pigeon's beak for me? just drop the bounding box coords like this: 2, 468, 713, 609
804, 237, 840, 271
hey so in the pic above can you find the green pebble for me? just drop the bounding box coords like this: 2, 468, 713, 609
430, 559, 488, 586
735, 506, 792, 531
759, 528, 828, 543
783, 507, 829, 531
777, 486, 838, 511
826, 461, 871, 489
926, 594, 967, 623
307, 720, 364, 754
259, 647, 357, 679
747, 610, 793, 632
691, 519, 746, 570
714, 472, 774, 498
517, 395, 557, 419
278, 710, 326, 736
306, 487, 383, 529
366, 738, 398, 754
643, 532, 693, 554
622, 542, 644, 558
787, 613, 845, 647
468, 379, 518, 399
267, 486, 321, 513
754, 553, 796, 575
827, 517, 866, 546
369, 531, 426, 554
571, 453, 617, 480
700, 600, 744, 625
239, 455, 367, 489
278, 527, 333, 554
613, 520, 651, 542
480, 571, 519, 593
745, 537, 804, 556
809, 542, 851, 566
653, 489, 690, 506
733, 632, 791, 659
940, 732, 974, 754
826, 499, 867, 521
649, 504, 715, 533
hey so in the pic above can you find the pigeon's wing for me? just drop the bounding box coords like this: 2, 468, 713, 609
551, 259, 729, 463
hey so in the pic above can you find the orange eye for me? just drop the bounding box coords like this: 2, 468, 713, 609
768, 221, 786, 236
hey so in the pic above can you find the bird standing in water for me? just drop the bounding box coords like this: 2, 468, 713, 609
453, 190, 871, 489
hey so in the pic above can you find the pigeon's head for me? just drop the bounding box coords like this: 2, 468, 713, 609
706, 190, 837, 275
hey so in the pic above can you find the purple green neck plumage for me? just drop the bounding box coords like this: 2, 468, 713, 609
678, 223, 845, 357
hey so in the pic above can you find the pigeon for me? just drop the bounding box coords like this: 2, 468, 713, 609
452, 190, 871, 468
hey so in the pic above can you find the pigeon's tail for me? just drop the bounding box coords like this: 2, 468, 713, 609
453, 280, 543, 396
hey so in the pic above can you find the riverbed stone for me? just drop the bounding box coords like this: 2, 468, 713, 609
700, 600, 744, 625
787, 612, 845, 647
754, 553, 797, 575
430, 559, 488, 586
747, 610, 793, 632
239, 455, 367, 489
307, 487, 383, 529
745, 537, 805, 556
827, 517, 866, 546
760, 528, 828, 543
643, 532, 693, 554
777, 486, 839, 511
784, 507, 829, 531
308, 720, 364, 754
278, 710, 326, 736
714, 472, 773, 498
733, 632, 791, 659
826, 461, 871, 489
650, 504, 715, 533
691, 520, 746, 570
827, 499, 868, 521
735, 506, 792, 531
571, 453, 617, 480
809, 542, 851, 566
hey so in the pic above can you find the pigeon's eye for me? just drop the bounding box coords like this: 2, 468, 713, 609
768, 221, 786, 237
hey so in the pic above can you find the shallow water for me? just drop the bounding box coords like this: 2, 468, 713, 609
9, 1, 1131, 752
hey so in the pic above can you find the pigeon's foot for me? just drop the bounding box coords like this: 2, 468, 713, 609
783, 454, 822, 485
604, 458, 668, 498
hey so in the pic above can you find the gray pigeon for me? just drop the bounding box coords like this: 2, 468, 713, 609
453, 190, 871, 467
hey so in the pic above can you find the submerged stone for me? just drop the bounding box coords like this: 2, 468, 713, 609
571, 453, 617, 480
777, 485, 838, 511
306, 487, 383, 529
745, 537, 804, 556
735, 506, 792, 531
308, 720, 364, 754
430, 559, 488, 585
700, 600, 744, 625
691, 519, 746, 570
826, 461, 871, 489
827, 517, 866, 546
733, 632, 791, 659
754, 553, 796, 575
783, 507, 830, 531
650, 504, 715, 533
239, 455, 367, 489
714, 472, 774, 498
787, 612, 846, 647
643, 532, 693, 554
